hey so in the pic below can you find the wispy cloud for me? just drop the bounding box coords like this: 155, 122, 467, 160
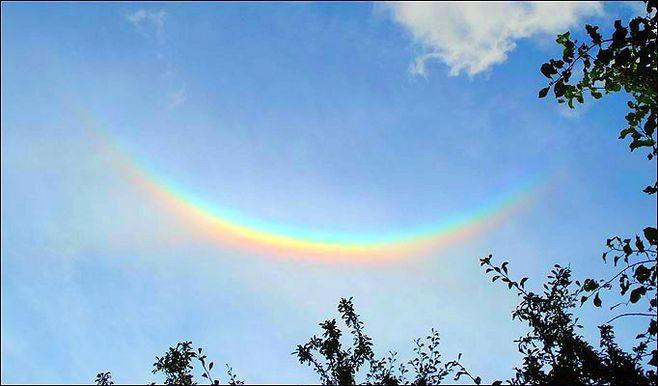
556, 100, 592, 119
168, 84, 187, 108
384, 2, 602, 77
126, 9, 167, 44
125, 9, 188, 108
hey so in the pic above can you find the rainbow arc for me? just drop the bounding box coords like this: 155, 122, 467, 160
83, 113, 547, 262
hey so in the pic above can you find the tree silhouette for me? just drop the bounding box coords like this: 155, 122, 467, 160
538, 0, 657, 377
479, 256, 655, 384
95, 342, 242, 385
538, 1, 656, 166
293, 297, 479, 385
95, 371, 113, 385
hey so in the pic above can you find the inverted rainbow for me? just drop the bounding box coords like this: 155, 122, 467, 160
82, 113, 548, 262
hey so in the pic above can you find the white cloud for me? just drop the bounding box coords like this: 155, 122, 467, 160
126, 9, 167, 44
385, 2, 603, 76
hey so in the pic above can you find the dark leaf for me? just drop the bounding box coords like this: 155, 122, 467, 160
629, 286, 646, 303
643, 227, 657, 246
649, 350, 658, 367
593, 292, 602, 307
520, 277, 528, 288
634, 265, 650, 283
541, 63, 557, 78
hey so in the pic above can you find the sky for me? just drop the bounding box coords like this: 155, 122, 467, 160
1, 1, 656, 384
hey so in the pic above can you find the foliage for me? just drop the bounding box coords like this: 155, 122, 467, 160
95, 341, 242, 386
538, 1, 657, 167
95, 371, 114, 385
538, 0, 658, 382
480, 255, 655, 385
578, 229, 658, 368
152, 341, 196, 385
293, 297, 480, 385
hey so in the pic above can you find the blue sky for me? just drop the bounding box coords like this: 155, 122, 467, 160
1, 2, 655, 384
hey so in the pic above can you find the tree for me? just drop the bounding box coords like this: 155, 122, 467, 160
538, 1, 656, 166
480, 256, 655, 384
295, 254, 655, 385
95, 371, 114, 385
95, 341, 243, 386
293, 297, 480, 385
537, 0, 657, 377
